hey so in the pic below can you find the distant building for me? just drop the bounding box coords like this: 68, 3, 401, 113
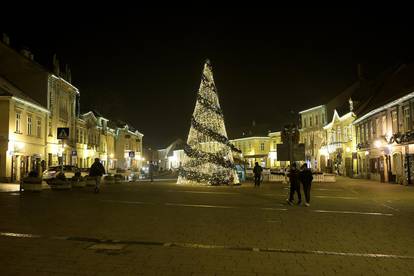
353, 63, 414, 184
0, 77, 49, 182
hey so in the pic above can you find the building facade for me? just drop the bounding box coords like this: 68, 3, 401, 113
299, 105, 327, 171
353, 92, 414, 184
0, 77, 49, 182
0, 35, 145, 182
321, 109, 356, 176
231, 136, 270, 168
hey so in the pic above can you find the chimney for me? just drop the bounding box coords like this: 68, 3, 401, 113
2, 33, 10, 45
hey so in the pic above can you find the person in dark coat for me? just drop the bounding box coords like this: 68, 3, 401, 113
89, 158, 105, 193
149, 161, 155, 182
253, 162, 263, 187
299, 163, 313, 206
287, 162, 301, 205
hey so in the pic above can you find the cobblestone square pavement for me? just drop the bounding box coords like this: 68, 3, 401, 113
1, 177, 414, 275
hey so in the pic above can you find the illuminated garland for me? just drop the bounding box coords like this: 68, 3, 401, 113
183, 144, 235, 169
197, 94, 223, 117
191, 116, 241, 153
178, 168, 233, 185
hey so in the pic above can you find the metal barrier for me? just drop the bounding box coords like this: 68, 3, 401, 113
268, 173, 336, 183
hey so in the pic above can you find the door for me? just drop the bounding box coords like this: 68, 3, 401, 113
379, 157, 385, 182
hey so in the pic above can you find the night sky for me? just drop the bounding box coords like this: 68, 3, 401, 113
1, 9, 413, 148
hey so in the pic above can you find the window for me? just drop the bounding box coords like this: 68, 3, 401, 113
315, 115, 319, 126
344, 126, 348, 141
404, 106, 410, 132
337, 127, 341, 142
365, 123, 369, 141
260, 143, 265, 151
375, 118, 380, 138
356, 126, 360, 144
36, 119, 41, 138
27, 116, 32, 135
391, 110, 398, 133
303, 117, 307, 128
322, 113, 325, 124
309, 117, 313, 127
368, 120, 374, 140
15, 112, 21, 133
382, 115, 387, 135
48, 120, 52, 136
362, 124, 366, 142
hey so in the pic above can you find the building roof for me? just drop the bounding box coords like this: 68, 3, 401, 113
0, 76, 47, 111
355, 63, 414, 118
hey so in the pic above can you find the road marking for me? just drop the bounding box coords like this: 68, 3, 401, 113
261, 207, 288, 211
314, 196, 357, 200
0, 232, 41, 238
167, 190, 237, 195
101, 199, 150, 205
165, 203, 236, 209
312, 209, 393, 216
2, 231, 413, 260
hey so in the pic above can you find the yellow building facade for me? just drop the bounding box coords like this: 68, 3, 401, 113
0, 77, 49, 182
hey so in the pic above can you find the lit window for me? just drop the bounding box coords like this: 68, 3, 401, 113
37, 119, 41, 138
391, 110, 398, 133
15, 112, 21, 133
404, 106, 410, 132
260, 143, 264, 151
27, 116, 32, 135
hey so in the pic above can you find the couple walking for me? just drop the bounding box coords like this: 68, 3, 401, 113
286, 162, 313, 206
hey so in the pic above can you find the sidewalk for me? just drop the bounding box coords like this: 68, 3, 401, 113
0, 183, 50, 192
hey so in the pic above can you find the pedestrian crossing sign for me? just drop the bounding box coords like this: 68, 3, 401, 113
57, 127, 70, 139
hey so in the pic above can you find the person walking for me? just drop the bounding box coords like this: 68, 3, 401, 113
253, 162, 263, 187
287, 162, 301, 205
149, 161, 155, 182
89, 158, 105, 193
299, 163, 313, 207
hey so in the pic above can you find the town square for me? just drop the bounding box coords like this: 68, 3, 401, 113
1, 10, 414, 276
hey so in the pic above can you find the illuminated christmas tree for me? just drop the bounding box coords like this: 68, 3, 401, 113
177, 59, 240, 185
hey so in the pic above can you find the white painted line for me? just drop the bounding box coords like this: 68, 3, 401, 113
312, 210, 393, 216
165, 203, 236, 209
101, 200, 150, 205
314, 196, 358, 200
168, 190, 237, 195
261, 207, 288, 211
0, 232, 41, 238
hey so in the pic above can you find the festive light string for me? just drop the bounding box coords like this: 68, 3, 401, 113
178, 60, 239, 185
196, 94, 223, 117
183, 144, 234, 169
191, 116, 241, 153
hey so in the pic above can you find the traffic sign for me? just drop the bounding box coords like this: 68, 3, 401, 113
57, 127, 70, 139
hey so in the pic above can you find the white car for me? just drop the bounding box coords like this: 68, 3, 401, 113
42, 165, 84, 180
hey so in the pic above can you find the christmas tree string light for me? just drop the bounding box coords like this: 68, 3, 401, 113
177, 59, 240, 185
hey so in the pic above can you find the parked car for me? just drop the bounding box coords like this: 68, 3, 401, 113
43, 165, 88, 180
